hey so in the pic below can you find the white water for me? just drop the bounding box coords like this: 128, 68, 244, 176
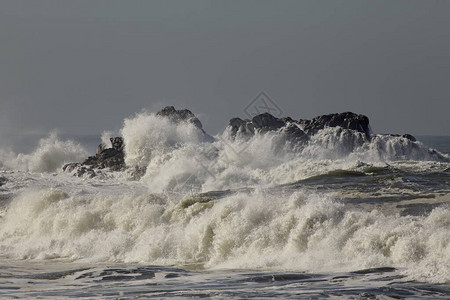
0, 110, 449, 286
1, 132, 88, 173
0, 187, 448, 283
116, 111, 448, 192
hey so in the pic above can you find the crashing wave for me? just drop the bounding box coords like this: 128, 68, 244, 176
59, 106, 448, 192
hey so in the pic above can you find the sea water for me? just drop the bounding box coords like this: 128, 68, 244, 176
0, 110, 449, 299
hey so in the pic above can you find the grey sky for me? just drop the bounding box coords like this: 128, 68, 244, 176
1, 0, 449, 136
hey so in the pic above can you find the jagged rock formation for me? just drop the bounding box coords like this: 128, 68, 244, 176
63, 106, 211, 178
227, 111, 422, 153
298, 112, 370, 136
157, 106, 214, 141
64, 106, 425, 178
387, 134, 417, 142
229, 113, 305, 139
63, 137, 125, 177
157, 106, 203, 130
229, 111, 371, 144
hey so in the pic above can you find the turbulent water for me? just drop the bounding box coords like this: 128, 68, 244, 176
0, 110, 449, 299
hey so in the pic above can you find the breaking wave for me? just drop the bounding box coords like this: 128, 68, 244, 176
0, 108, 448, 286
113, 111, 450, 193
0, 189, 448, 283
1, 133, 88, 173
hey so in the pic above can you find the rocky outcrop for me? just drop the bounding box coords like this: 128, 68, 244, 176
299, 112, 371, 136
157, 106, 214, 141
63, 137, 125, 177
230, 113, 301, 136
229, 113, 309, 144
157, 106, 203, 129
386, 134, 417, 142
63, 106, 210, 178
63, 106, 424, 178
83, 137, 125, 171
228, 111, 375, 146
227, 110, 425, 152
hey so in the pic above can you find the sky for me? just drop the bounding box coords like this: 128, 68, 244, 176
1, 0, 449, 137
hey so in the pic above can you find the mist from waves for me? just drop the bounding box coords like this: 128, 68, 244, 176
1, 110, 448, 192
0, 132, 88, 173
0, 188, 448, 284
0, 110, 449, 287
119, 111, 449, 193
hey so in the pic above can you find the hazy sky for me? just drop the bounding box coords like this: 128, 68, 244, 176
1, 0, 449, 136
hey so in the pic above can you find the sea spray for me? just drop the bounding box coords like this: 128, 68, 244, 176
1, 107, 449, 294
115, 110, 449, 192
0, 187, 448, 283
10, 133, 88, 173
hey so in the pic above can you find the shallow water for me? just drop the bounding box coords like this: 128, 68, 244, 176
1, 261, 449, 299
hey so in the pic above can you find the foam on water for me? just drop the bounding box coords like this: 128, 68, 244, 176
0, 188, 448, 283
112, 111, 449, 192
0, 110, 449, 290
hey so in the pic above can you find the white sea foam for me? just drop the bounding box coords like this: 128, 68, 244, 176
114, 112, 449, 192
1, 110, 449, 286
121, 111, 208, 169
0, 188, 448, 283
1, 133, 88, 173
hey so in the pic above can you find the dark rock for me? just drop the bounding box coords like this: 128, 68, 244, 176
62, 162, 81, 173
110, 137, 124, 151
228, 112, 308, 146
281, 117, 296, 123
251, 113, 285, 133
97, 148, 120, 161
63, 106, 212, 178
228, 117, 254, 137
297, 119, 311, 128
76, 166, 96, 178
129, 166, 146, 180
386, 134, 417, 142
301, 112, 370, 136
0, 176, 7, 186
402, 134, 416, 142
63, 136, 125, 177
282, 123, 309, 144
97, 143, 107, 156
157, 106, 203, 129
82, 156, 98, 166
157, 106, 214, 142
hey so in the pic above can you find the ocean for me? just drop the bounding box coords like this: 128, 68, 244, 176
0, 110, 449, 299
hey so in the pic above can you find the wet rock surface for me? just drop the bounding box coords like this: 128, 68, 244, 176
63, 137, 125, 177
157, 106, 203, 130
64, 107, 423, 178
228, 111, 371, 144
63, 106, 210, 178
299, 112, 371, 136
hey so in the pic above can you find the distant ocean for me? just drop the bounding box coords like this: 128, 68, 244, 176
0, 111, 449, 299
